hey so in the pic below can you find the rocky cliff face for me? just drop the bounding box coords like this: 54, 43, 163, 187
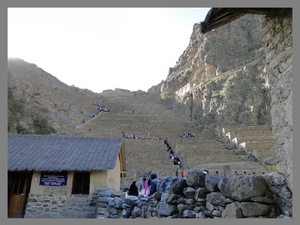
149, 14, 271, 128
149, 10, 292, 216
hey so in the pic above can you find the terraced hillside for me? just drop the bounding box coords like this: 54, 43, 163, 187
223, 125, 275, 158
72, 89, 196, 181
71, 89, 275, 186
220, 125, 276, 170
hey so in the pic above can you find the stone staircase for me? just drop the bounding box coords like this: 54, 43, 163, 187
71, 89, 276, 185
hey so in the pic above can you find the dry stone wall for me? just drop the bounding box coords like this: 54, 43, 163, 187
96, 169, 291, 219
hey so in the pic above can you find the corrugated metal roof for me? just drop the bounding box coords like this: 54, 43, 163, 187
8, 134, 123, 172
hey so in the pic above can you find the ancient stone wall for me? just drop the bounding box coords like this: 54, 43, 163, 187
262, 9, 293, 192
95, 169, 291, 219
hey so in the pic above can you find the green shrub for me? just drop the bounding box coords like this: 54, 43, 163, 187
33, 114, 56, 134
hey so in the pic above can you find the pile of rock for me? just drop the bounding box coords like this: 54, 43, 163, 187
96, 169, 291, 219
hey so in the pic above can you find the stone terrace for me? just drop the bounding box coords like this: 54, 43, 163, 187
72, 89, 275, 185
222, 125, 275, 159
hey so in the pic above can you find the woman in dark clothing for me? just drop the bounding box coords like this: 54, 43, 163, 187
148, 178, 152, 192
128, 181, 139, 196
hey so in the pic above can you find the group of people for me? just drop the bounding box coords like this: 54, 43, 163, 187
97, 104, 110, 113
164, 140, 181, 165
180, 133, 195, 138
122, 131, 162, 141
81, 103, 110, 124
124, 173, 160, 197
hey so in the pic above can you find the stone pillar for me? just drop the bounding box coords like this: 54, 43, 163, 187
222, 164, 231, 176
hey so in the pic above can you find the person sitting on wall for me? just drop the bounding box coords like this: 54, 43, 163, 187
149, 173, 159, 196
128, 181, 139, 196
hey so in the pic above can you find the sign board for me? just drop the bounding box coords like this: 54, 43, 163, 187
39, 171, 68, 186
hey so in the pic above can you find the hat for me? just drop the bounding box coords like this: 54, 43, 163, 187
150, 173, 157, 179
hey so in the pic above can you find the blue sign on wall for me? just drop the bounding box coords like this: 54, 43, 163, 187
40, 171, 68, 186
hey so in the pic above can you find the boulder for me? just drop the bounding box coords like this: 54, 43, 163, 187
186, 168, 206, 188
222, 202, 242, 218
206, 192, 233, 207
121, 208, 132, 218
262, 172, 292, 216
205, 174, 222, 192
183, 210, 196, 218
157, 176, 178, 193
183, 187, 196, 199
157, 202, 178, 217
177, 203, 189, 215
160, 193, 169, 203
153, 192, 163, 201
170, 178, 188, 195
107, 205, 120, 216
194, 187, 210, 199
123, 196, 140, 206
218, 174, 268, 201
166, 194, 181, 205
240, 202, 271, 217
130, 206, 142, 218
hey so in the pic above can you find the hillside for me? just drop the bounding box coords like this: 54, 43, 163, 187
70, 89, 274, 185
8, 58, 107, 134
7, 14, 276, 185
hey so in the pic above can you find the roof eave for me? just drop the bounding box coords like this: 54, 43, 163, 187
200, 8, 273, 34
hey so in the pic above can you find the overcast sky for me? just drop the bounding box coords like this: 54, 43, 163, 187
8, 7, 211, 93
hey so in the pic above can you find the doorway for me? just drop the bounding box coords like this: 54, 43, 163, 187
8, 171, 33, 218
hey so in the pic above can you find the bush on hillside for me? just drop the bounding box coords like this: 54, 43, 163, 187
33, 114, 56, 135
8, 86, 56, 135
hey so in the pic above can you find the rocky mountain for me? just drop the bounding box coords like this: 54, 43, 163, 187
8, 15, 273, 135
149, 14, 272, 129
8, 58, 107, 135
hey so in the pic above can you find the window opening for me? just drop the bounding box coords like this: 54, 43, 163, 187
72, 172, 90, 194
